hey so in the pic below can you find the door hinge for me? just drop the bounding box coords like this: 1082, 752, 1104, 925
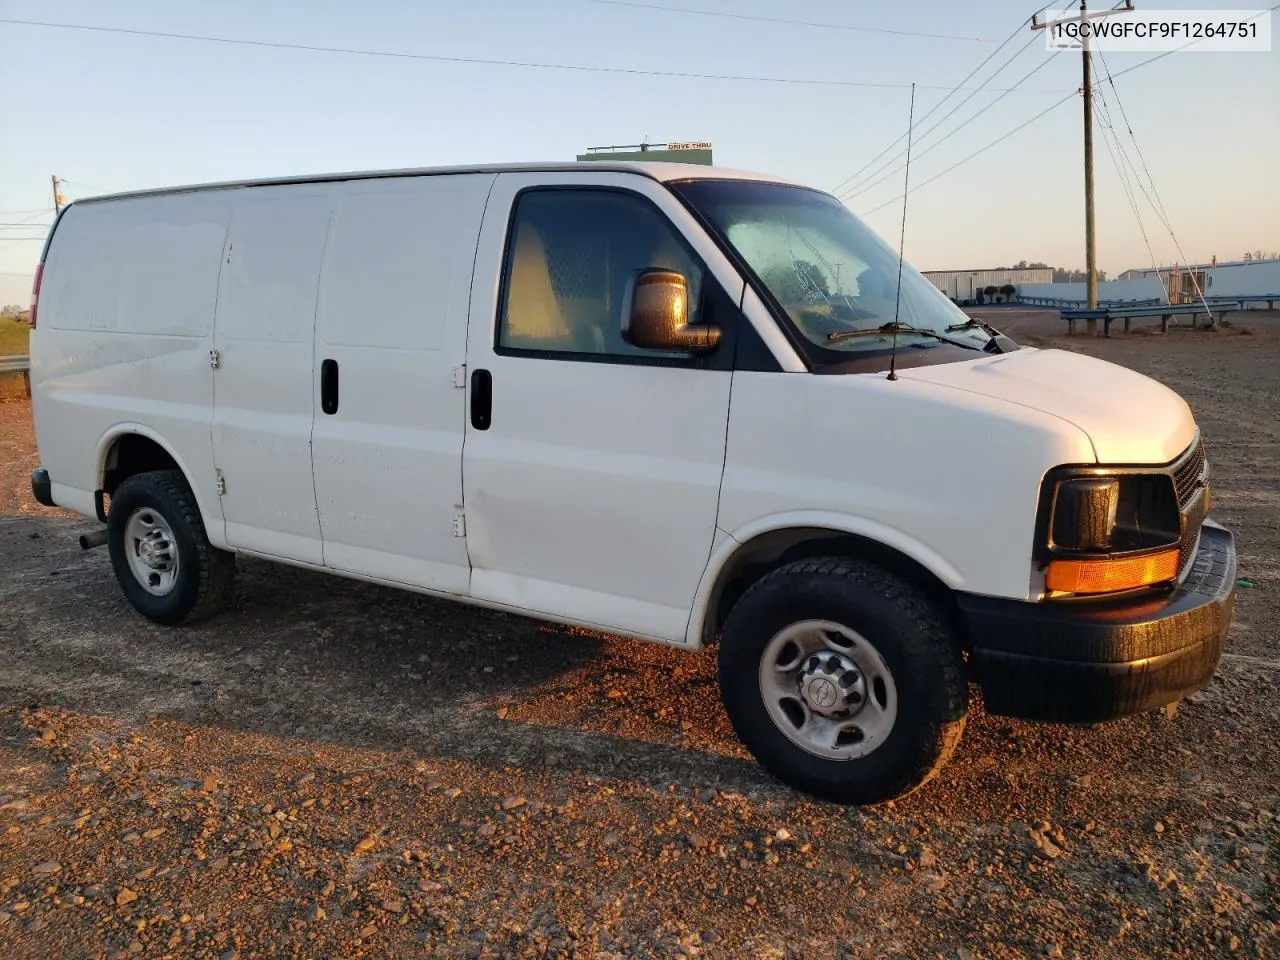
215, 470, 226, 496
209, 349, 221, 369
452, 513, 466, 537
453, 365, 466, 388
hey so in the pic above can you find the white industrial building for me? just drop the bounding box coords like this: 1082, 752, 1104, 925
1118, 258, 1280, 308
920, 267, 1054, 302
1017, 278, 1168, 305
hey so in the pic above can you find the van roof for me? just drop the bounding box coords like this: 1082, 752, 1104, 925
72, 161, 805, 205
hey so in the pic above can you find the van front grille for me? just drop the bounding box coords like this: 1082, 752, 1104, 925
1177, 530, 1200, 578
1172, 436, 1208, 579
1173, 438, 1206, 508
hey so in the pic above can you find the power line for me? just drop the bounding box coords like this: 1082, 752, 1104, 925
829, 2, 1068, 197
1091, 71, 1159, 233
0, 212, 54, 226
1094, 46, 1179, 235
839, 47, 1057, 203
0, 17, 1073, 93
853, 2, 1280, 218
1090, 46, 1215, 311
859, 92, 1077, 217
828, 14, 1043, 196
1105, 1, 1280, 82
588, 0, 993, 43
1091, 76, 1158, 271
836, 38, 1046, 200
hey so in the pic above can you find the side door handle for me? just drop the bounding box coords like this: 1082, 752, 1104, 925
321, 358, 339, 415
470, 368, 492, 430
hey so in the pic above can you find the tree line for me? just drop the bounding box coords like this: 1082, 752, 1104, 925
999, 261, 1110, 283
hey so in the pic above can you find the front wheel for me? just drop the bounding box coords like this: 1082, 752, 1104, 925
107, 469, 235, 625
717, 557, 967, 805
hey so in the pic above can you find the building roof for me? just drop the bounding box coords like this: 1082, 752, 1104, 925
918, 267, 1054, 275
921, 264, 1049, 272
1122, 257, 1280, 273
70, 161, 802, 206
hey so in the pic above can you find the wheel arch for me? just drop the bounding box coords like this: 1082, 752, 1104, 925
95, 425, 218, 530
687, 514, 970, 653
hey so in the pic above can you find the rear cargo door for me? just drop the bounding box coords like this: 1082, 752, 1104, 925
211, 186, 334, 564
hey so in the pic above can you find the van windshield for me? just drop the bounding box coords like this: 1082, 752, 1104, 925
669, 179, 992, 364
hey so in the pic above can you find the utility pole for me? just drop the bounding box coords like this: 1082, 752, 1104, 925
1081, 0, 1096, 333
51, 174, 64, 213
1033, 1, 1134, 337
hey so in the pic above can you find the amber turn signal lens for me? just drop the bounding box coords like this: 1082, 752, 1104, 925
1045, 549, 1180, 594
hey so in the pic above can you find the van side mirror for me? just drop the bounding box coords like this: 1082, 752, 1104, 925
621, 269, 721, 353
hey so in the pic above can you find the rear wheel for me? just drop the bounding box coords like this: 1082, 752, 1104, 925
107, 469, 234, 625
717, 557, 967, 805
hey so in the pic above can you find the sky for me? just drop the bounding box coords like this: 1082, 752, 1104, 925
1, 0, 1277, 305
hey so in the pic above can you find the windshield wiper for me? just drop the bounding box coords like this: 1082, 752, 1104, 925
946, 316, 1002, 337
946, 316, 1020, 353
827, 321, 980, 350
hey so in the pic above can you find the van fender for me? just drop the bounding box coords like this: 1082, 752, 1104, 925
94, 423, 225, 547
684, 510, 966, 649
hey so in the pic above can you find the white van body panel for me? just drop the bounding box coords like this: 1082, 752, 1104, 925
897, 347, 1197, 464
212, 186, 334, 565
460, 171, 744, 644
31, 193, 231, 531
312, 172, 496, 593
710, 368, 1098, 607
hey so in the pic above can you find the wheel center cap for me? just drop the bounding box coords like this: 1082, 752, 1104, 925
797, 650, 867, 718
138, 532, 170, 569
805, 676, 839, 709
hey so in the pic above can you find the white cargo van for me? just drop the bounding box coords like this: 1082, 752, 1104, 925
27, 162, 1236, 804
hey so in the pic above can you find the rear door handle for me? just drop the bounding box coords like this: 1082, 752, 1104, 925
470, 368, 491, 430
321, 358, 339, 415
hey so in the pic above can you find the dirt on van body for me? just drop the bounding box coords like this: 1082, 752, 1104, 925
0, 309, 1277, 960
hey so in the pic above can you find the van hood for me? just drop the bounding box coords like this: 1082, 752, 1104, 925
894, 346, 1197, 464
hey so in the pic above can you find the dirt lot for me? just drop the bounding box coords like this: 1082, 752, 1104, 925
1, 309, 1277, 960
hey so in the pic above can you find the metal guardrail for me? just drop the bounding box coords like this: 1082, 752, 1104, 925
1017, 296, 1164, 309
1199, 294, 1280, 309
0, 355, 31, 397
1059, 301, 1243, 337
1021, 294, 1279, 311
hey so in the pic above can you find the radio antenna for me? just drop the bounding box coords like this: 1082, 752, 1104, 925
887, 82, 916, 382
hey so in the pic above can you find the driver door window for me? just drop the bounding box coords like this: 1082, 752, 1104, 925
498, 189, 704, 359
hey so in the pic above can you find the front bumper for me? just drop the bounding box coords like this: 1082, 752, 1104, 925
959, 522, 1237, 723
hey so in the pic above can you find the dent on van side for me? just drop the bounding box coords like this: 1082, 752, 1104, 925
26, 161, 1237, 805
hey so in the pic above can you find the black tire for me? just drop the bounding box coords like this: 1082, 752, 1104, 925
106, 469, 235, 626
717, 557, 967, 805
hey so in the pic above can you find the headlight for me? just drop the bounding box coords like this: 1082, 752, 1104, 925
1049, 474, 1180, 553
1039, 471, 1183, 595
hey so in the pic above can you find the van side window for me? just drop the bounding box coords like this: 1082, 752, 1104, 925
498, 189, 705, 357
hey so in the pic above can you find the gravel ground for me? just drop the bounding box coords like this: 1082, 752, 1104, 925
0, 309, 1277, 960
